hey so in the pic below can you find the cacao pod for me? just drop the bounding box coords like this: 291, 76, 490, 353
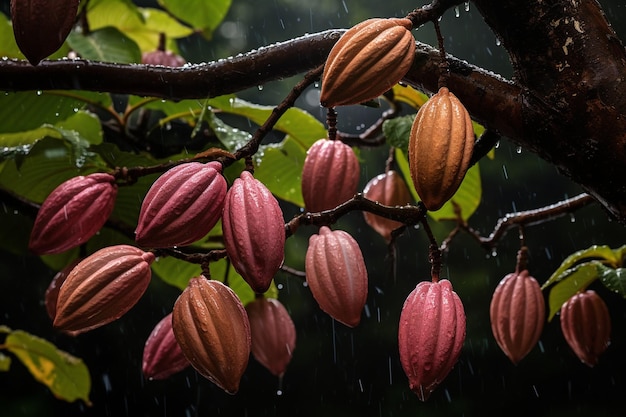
560, 290, 611, 367
172, 277, 251, 394
11, 0, 80, 65
398, 279, 466, 401
305, 226, 368, 327
53, 245, 155, 334
408, 87, 474, 211
45, 258, 81, 321
142, 313, 190, 380
301, 138, 360, 213
362, 170, 413, 242
135, 162, 227, 248
222, 170, 285, 293
320, 18, 415, 107
246, 297, 296, 377
142, 50, 186, 67
489, 269, 545, 364
29, 173, 118, 255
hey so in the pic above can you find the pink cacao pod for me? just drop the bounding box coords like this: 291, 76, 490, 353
135, 162, 227, 248
398, 279, 466, 401
53, 245, 155, 334
301, 139, 360, 213
305, 226, 368, 327
29, 173, 118, 255
222, 170, 285, 293
142, 312, 190, 380
560, 290, 611, 367
246, 297, 296, 377
45, 258, 82, 321
489, 269, 545, 364
142, 50, 186, 67
172, 277, 251, 394
363, 170, 413, 242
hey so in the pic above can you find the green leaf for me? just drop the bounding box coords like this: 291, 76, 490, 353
383, 115, 414, 151
394, 147, 419, 202
599, 266, 626, 298
158, 0, 232, 36
68, 27, 141, 63
0, 92, 87, 133
0, 352, 11, 371
5, 330, 91, 405
546, 261, 602, 320
151, 256, 203, 290
255, 138, 306, 207
0, 12, 25, 59
208, 113, 253, 152
133, 8, 193, 51
87, 0, 145, 32
542, 245, 621, 290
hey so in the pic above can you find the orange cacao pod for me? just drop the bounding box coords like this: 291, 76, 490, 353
398, 279, 466, 401
222, 170, 285, 293
363, 170, 413, 242
135, 162, 227, 248
560, 290, 611, 367
489, 269, 545, 364
246, 297, 296, 377
305, 226, 368, 327
408, 87, 474, 211
29, 173, 118, 255
320, 18, 415, 107
301, 139, 360, 213
172, 277, 251, 394
53, 245, 155, 334
142, 313, 190, 380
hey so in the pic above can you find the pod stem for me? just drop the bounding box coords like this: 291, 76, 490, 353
433, 20, 450, 89
327, 107, 338, 140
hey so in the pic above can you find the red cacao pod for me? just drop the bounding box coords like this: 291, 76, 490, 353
135, 162, 227, 248
45, 258, 82, 321
53, 245, 155, 334
398, 279, 466, 401
489, 269, 545, 364
363, 170, 413, 242
29, 173, 118, 255
222, 170, 285, 293
301, 139, 360, 213
172, 277, 251, 394
560, 290, 611, 367
305, 226, 368, 327
142, 313, 190, 380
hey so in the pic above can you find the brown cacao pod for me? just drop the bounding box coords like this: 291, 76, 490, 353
135, 162, 227, 248
246, 297, 296, 377
172, 277, 251, 394
363, 170, 413, 242
222, 170, 285, 293
11, 0, 80, 65
45, 258, 81, 321
560, 290, 611, 367
53, 245, 155, 334
29, 173, 118, 255
305, 226, 368, 327
142, 312, 190, 380
408, 87, 474, 211
489, 269, 545, 364
142, 50, 186, 67
398, 279, 466, 401
320, 18, 415, 107
301, 138, 360, 213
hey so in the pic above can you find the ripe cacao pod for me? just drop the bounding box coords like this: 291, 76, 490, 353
305, 226, 368, 327
398, 279, 466, 401
142, 312, 190, 380
11, 0, 80, 65
301, 138, 360, 213
246, 297, 296, 377
172, 277, 251, 394
45, 258, 81, 321
363, 170, 413, 242
135, 162, 227, 248
53, 245, 155, 334
320, 18, 415, 107
560, 290, 611, 367
222, 170, 285, 293
489, 269, 545, 364
142, 50, 186, 67
29, 173, 118, 255
408, 87, 474, 211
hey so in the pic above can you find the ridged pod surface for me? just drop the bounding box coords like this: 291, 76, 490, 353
172, 277, 251, 394
305, 226, 368, 327
142, 50, 186, 67
408, 87, 474, 211
320, 18, 415, 107
560, 290, 611, 367
142, 313, 190, 380
489, 270, 545, 364
222, 171, 285, 293
29, 173, 118, 255
363, 170, 413, 242
45, 258, 81, 321
135, 162, 227, 248
53, 245, 155, 334
246, 297, 296, 377
301, 139, 360, 213
398, 279, 466, 401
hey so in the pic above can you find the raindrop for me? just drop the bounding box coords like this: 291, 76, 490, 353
454, 6, 460, 17
277, 283, 284, 290
54, 112, 59, 117
494, 140, 500, 148
73, 107, 79, 112
491, 248, 498, 257
464, 1, 470, 11
314, 81, 320, 88
495, 37, 502, 46
570, 213, 576, 222
257, 85, 264, 91
516, 146, 522, 154
302, 281, 308, 287
36, 90, 42, 96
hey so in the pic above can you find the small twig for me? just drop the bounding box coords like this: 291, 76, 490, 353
337, 98, 402, 147
280, 264, 306, 279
